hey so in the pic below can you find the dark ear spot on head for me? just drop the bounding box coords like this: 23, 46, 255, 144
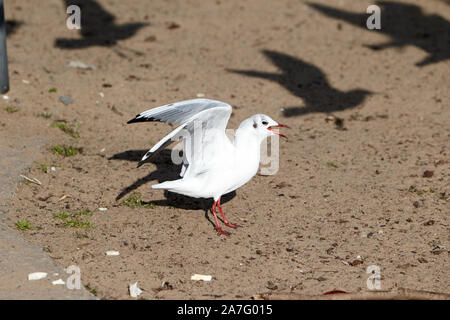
253, 122, 257, 128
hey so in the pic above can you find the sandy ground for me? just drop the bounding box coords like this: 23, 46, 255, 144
2, 0, 449, 299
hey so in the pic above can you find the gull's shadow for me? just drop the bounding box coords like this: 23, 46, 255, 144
109, 149, 236, 225
55, 0, 148, 50
308, 1, 450, 67
228, 50, 372, 117
5, 20, 23, 37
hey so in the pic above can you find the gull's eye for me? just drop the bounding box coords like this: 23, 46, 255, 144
262, 120, 269, 126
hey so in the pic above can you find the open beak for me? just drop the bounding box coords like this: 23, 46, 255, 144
268, 123, 289, 138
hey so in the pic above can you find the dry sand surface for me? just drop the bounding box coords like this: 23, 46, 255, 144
1, 0, 449, 299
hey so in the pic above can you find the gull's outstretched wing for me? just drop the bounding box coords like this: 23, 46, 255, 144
127, 99, 233, 176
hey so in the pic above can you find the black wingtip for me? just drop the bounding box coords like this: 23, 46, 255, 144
127, 116, 141, 124
127, 116, 160, 124
136, 160, 144, 168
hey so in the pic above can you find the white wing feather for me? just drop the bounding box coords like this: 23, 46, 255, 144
128, 99, 233, 176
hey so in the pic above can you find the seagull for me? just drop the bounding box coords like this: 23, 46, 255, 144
127, 99, 287, 235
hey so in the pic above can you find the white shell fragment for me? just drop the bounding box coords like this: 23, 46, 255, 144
28, 272, 48, 280
98, 208, 108, 211
52, 279, 65, 285
191, 274, 212, 281
129, 282, 143, 298
106, 250, 120, 256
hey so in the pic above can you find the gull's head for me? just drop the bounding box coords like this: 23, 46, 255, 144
247, 114, 288, 140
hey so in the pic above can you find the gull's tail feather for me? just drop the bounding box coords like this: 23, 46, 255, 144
151, 180, 181, 190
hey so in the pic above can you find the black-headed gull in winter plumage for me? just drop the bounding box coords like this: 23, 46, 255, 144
127, 99, 287, 235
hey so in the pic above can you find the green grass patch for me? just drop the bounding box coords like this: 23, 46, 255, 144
85, 284, 98, 296
39, 112, 52, 119
64, 218, 92, 228
50, 122, 80, 138
408, 185, 445, 199
16, 220, 32, 230
408, 185, 435, 195
54, 210, 93, 228
78, 209, 93, 216
4, 106, 18, 113
75, 231, 89, 239
327, 161, 338, 168
54, 211, 71, 220
39, 163, 48, 173
123, 192, 156, 209
51, 145, 80, 157
49, 88, 57, 93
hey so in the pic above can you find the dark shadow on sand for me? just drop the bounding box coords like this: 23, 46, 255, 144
109, 149, 236, 226
228, 50, 372, 117
307, 1, 450, 67
5, 20, 22, 37
55, 0, 148, 49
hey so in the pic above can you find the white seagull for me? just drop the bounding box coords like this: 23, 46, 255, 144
127, 99, 287, 235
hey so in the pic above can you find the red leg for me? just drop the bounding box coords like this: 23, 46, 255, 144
212, 201, 230, 236
217, 198, 240, 228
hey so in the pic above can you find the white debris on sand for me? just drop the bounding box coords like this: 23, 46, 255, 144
68, 61, 96, 70
190, 274, 212, 281
106, 250, 120, 256
28, 272, 48, 280
98, 207, 108, 211
52, 279, 65, 285
129, 282, 143, 298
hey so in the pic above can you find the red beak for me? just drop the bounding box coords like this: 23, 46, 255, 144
268, 123, 289, 138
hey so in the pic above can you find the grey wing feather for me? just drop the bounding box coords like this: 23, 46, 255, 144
127, 99, 232, 125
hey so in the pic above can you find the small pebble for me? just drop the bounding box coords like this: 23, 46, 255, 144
106, 251, 120, 256
59, 96, 73, 105
266, 281, 278, 290
423, 170, 434, 178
